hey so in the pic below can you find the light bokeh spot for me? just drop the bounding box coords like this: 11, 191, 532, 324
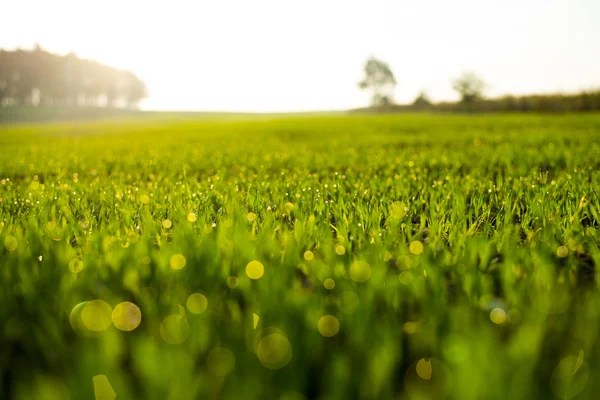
68, 257, 84, 274
112, 302, 142, 331
160, 314, 190, 344
405, 358, 452, 400
318, 315, 340, 337
29, 375, 70, 400
187, 212, 197, 222
324, 278, 336, 290
93, 375, 116, 400
4, 235, 18, 252
186, 293, 208, 314
550, 351, 589, 399
416, 358, 433, 380
335, 245, 346, 255
490, 308, 507, 324
162, 219, 173, 229
409, 241, 424, 255
349, 261, 371, 282
278, 392, 307, 400
70, 302, 102, 337
399, 271, 414, 285
529, 267, 571, 315
246, 260, 265, 280
303, 250, 314, 261
284, 202, 294, 213
207, 347, 236, 377
556, 246, 569, 258
253, 313, 260, 329
337, 291, 360, 314
403, 321, 420, 334
390, 201, 408, 219
82, 300, 113, 332
170, 254, 187, 270
226, 276, 239, 289
256, 333, 293, 370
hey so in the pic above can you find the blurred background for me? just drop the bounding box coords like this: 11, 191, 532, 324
1, 0, 599, 115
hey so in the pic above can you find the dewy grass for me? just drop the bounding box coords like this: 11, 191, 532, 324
1, 113, 600, 399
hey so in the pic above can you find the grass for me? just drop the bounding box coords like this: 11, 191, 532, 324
1, 113, 600, 400
0, 105, 344, 125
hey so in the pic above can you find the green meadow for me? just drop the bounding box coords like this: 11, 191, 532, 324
1, 113, 600, 399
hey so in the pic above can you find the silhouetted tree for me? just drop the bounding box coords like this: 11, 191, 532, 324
452, 72, 485, 103
0, 46, 147, 109
0, 50, 10, 105
413, 90, 431, 107
121, 71, 147, 108
359, 57, 397, 107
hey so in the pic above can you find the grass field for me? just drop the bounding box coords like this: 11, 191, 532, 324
1, 113, 600, 400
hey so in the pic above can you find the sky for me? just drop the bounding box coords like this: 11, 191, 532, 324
1, 0, 599, 112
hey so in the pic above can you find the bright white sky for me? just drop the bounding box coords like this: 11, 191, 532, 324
1, 0, 599, 112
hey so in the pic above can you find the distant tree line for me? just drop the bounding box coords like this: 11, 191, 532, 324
429, 91, 600, 113
0, 46, 146, 108
358, 57, 600, 113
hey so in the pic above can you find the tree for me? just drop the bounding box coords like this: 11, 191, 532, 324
452, 72, 485, 103
0, 46, 147, 109
121, 71, 147, 108
0, 50, 9, 105
413, 90, 431, 107
359, 57, 396, 107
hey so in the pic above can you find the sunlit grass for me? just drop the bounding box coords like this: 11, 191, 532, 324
1, 113, 600, 399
